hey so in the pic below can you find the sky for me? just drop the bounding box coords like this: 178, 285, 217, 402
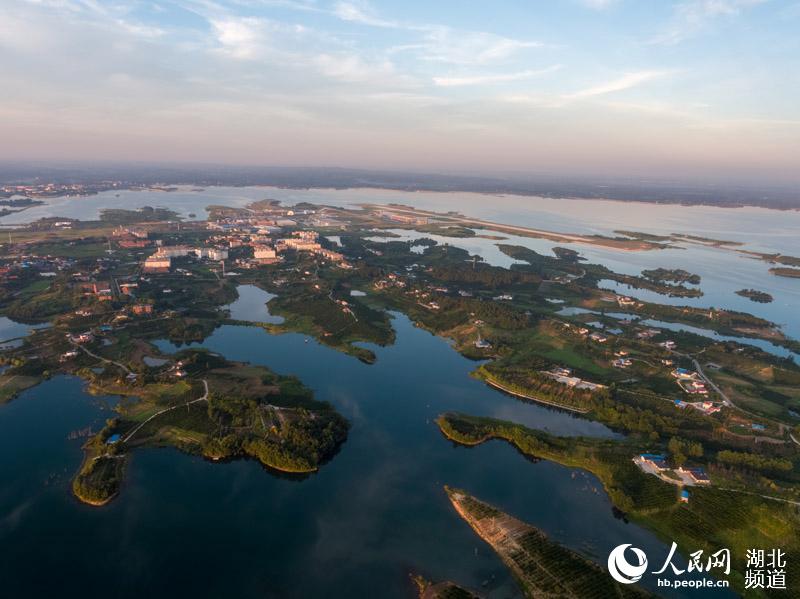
1, 0, 799, 183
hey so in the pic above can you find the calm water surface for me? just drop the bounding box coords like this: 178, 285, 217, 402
226, 284, 284, 324
0, 188, 779, 597
0, 298, 727, 597
6, 185, 793, 340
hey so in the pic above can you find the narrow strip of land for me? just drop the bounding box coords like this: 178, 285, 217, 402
484, 377, 590, 413
361, 204, 660, 251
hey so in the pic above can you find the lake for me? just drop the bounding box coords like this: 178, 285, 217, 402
3, 185, 798, 342
225, 284, 284, 324
0, 307, 726, 597
0, 187, 783, 597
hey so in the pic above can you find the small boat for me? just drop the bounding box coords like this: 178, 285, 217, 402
304, 338, 309, 343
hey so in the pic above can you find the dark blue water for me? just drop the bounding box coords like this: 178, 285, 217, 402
0, 309, 728, 597
0, 317, 50, 349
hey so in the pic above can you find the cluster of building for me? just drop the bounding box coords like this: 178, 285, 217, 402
543, 367, 606, 391
636, 327, 662, 340
669, 368, 723, 413
671, 367, 709, 395
589, 331, 608, 343
634, 453, 711, 490
617, 295, 644, 308
274, 231, 346, 263
560, 321, 595, 339
0, 255, 74, 282
141, 229, 347, 273
66, 331, 94, 344
113, 226, 152, 248
1, 181, 119, 198
673, 399, 722, 414
374, 272, 409, 291
612, 349, 633, 368
80, 281, 113, 301
143, 244, 229, 273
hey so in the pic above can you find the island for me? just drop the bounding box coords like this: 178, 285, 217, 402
0, 197, 45, 218
641, 268, 701, 285
770, 267, 800, 278
438, 413, 800, 595
0, 194, 798, 592
73, 355, 348, 506
736, 288, 774, 303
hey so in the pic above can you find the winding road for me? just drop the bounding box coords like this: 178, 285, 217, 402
70, 339, 132, 375
122, 379, 209, 443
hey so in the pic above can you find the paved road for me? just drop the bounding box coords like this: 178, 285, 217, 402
669, 348, 733, 407
71, 340, 132, 375
671, 348, 798, 446
690, 357, 731, 406
122, 379, 209, 443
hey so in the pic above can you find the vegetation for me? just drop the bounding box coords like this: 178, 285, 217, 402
475, 363, 600, 413
552, 246, 584, 262
72, 424, 127, 506
437, 413, 800, 596
99, 206, 180, 224
499, 244, 703, 297
2, 196, 799, 586
445, 486, 653, 598
70, 356, 349, 505
410, 575, 479, 599
770, 267, 800, 278
642, 268, 701, 285
736, 288, 774, 303
0, 374, 42, 403
716, 450, 793, 475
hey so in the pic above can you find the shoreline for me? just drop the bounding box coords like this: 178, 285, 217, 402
482, 377, 591, 414
4, 182, 799, 216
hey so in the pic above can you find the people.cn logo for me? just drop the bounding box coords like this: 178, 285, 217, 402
608, 544, 649, 584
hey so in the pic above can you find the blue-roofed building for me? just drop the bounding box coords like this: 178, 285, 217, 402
679, 466, 711, 485
671, 367, 697, 380
640, 454, 669, 471
106, 433, 121, 444
680, 490, 690, 503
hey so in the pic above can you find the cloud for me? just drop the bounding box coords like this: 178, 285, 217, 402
433, 65, 562, 87
333, 1, 398, 28
313, 53, 403, 85
652, 0, 766, 45
565, 70, 670, 99
580, 0, 619, 9
210, 16, 265, 59
393, 27, 544, 66
333, 2, 545, 65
